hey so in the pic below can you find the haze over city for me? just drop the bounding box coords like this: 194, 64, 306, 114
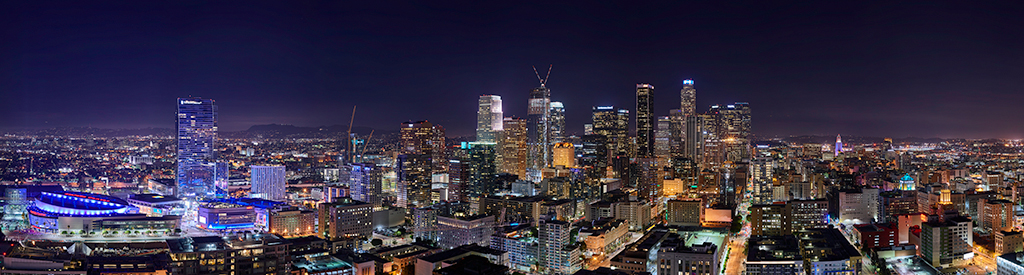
3, 2, 1024, 138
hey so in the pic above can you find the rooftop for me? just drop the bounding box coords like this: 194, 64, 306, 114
128, 193, 181, 204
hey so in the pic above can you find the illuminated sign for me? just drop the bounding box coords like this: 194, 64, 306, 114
180, 100, 203, 105
596, 106, 614, 110
683, 79, 694, 85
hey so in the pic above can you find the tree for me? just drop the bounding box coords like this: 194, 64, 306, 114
371, 239, 383, 247
729, 216, 743, 233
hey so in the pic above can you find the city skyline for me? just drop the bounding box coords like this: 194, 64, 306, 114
3, 2, 1024, 138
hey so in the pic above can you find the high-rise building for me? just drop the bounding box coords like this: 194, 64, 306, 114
593, 106, 629, 155
527, 84, 552, 179
400, 120, 446, 170
552, 142, 575, 168
498, 117, 528, 179
679, 80, 696, 161
684, 115, 704, 164
476, 95, 503, 143
250, 165, 286, 201
636, 158, 660, 202
699, 110, 722, 170
579, 135, 609, 170
540, 220, 582, 275
835, 134, 843, 157
467, 142, 498, 198
350, 163, 383, 208
549, 102, 565, 144
680, 79, 695, 118
981, 199, 1015, 233
636, 84, 655, 157
920, 216, 973, 268
318, 197, 373, 241
176, 97, 224, 199
654, 116, 672, 161
720, 103, 751, 163
437, 215, 496, 249
400, 121, 446, 207
668, 109, 684, 159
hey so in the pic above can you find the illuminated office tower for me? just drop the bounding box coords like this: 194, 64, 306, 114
251, 165, 286, 201
580, 135, 608, 169
637, 157, 660, 201
498, 117, 528, 179
592, 106, 629, 155
669, 109, 684, 158
476, 95, 503, 143
552, 142, 575, 168
467, 142, 498, 198
549, 102, 565, 144
527, 84, 552, 180
176, 97, 224, 199
350, 163, 382, 208
636, 84, 655, 157
684, 115, 704, 164
835, 134, 843, 157
400, 121, 446, 207
680, 79, 696, 118
720, 103, 751, 162
655, 116, 672, 161
700, 108, 723, 170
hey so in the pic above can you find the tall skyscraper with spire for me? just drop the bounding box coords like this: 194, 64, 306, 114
835, 134, 843, 157
527, 66, 552, 180
176, 97, 225, 199
636, 83, 655, 157
476, 95, 503, 142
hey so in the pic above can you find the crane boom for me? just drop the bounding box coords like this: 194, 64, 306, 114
358, 129, 374, 158
346, 106, 356, 164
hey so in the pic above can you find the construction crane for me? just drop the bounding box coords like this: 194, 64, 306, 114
357, 129, 374, 161
532, 64, 552, 87
345, 106, 356, 164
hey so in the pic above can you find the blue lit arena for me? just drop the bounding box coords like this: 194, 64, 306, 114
29, 191, 135, 218
28, 191, 178, 234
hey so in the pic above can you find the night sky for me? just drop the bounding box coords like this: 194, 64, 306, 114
2, 1, 1024, 138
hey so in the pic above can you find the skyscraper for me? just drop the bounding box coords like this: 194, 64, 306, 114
467, 142, 498, 198
680, 79, 696, 118
251, 165, 286, 201
636, 84, 655, 157
679, 79, 696, 160
549, 102, 565, 144
527, 85, 551, 180
685, 115, 704, 164
592, 106, 629, 155
476, 95, 503, 143
655, 116, 672, 161
835, 134, 843, 157
552, 142, 575, 168
669, 109, 684, 158
720, 103, 751, 163
498, 117, 528, 179
350, 163, 382, 208
400, 121, 446, 207
176, 97, 223, 199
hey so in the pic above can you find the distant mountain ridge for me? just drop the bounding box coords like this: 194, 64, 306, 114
2, 124, 391, 138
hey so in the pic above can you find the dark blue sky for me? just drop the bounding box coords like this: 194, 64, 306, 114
2, 1, 1024, 138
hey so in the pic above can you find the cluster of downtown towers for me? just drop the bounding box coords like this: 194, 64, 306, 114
174, 78, 752, 207
470, 79, 752, 205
